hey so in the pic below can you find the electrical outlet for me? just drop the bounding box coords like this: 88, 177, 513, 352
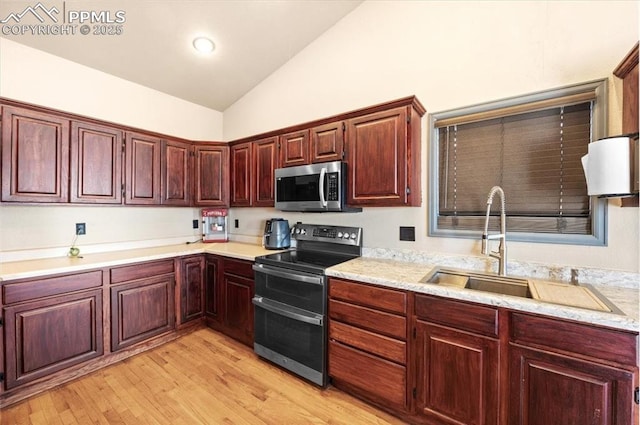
235, 219, 239, 228
75, 223, 86, 235
192, 219, 199, 229
399, 226, 415, 241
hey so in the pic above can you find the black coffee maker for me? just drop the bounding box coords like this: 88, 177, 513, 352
263, 218, 290, 249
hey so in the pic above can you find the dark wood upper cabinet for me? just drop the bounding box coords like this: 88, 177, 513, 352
194, 143, 229, 207
346, 105, 422, 206
1, 106, 70, 203
311, 121, 344, 163
253, 136, 279, 207
161, 139, 192, 206
614, 42, 639, 134
279, 129, 310, 167
70, 121, 123, 204
230, 142, 252, 207
124, 131, 162, 205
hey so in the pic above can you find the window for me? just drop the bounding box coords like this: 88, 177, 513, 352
428, 79, 608, 245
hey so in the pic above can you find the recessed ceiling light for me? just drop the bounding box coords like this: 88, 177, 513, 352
192, 37, 215, 54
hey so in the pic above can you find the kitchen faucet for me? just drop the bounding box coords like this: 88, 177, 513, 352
482, 186, 507, 276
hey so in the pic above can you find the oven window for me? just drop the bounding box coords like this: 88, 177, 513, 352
254, 305, 324, 372
254, 270, 325, 313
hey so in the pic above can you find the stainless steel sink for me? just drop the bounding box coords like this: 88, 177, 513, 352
420, 267, 532, 298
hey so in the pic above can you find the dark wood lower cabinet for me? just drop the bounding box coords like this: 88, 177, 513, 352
204, 256, 255, 347
221, 271, 254, 346
179, 256, 205, 324
414, 321, 499, 425
204, 255, 221, 321
111, 274, 175, 351
3, 289, 103, 390
509, 345, 636, 425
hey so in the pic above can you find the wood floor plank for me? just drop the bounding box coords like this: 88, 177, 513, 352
0, 329, 405, 425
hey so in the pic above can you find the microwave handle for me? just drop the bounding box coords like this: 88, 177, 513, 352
319, 167, 327, 208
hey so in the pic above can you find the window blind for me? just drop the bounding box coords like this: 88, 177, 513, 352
437, 102, 593, 234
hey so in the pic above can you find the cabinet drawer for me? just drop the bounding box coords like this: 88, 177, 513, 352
415, 294, 498, 338
329, 299, 406, 340
110, 259, 174, 284
3, 270, 103, 305
510, 313, 637, 366
330, 320, 406, 364
329, 340, 406, 409
329, 279, 407, 315
223, 258, 253, 279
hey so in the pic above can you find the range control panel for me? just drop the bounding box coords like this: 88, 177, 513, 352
291, 223, 362, 247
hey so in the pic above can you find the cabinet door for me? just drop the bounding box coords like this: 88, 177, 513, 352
509, 346, 636, 425
194, 144, 229, 207
162, 139, 192, 206
111, 274, 175, 351
311, 121, 344, 163
222, 272, 254, 347
346, 107, 408, 206
415, 320, 499, 425
3, 289, 103, 390
204, 255, 221, 321
253, 136, 278, 207
279, 129, 309, 167
179, 256, 204, 323
124, 132, 162, 205
1, 106, 70, 202
230, 142, 252, 206
70, 120, 123, 204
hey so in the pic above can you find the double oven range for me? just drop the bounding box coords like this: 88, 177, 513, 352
252, 223, 362, 386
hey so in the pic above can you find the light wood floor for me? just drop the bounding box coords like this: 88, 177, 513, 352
0, 329, 407, 425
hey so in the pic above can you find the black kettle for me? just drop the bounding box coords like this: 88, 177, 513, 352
263, 218, 290, 249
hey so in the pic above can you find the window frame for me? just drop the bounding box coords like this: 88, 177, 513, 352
428, 79, 608, 246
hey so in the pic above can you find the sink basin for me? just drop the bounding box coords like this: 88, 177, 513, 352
420, 267, 532, 298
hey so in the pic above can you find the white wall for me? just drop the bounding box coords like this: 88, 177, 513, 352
0, 39, 223, 260
224, 1, 640, 273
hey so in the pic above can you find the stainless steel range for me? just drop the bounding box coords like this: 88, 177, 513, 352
252, 223, 363, 386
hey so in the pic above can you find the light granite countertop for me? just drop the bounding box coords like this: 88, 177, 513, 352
0, 242, 278, 282
326, 257, 640, 333
2, 244, 638, 333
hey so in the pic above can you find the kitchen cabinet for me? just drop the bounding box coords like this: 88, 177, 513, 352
253, 136, 279, 206
1, 105, 70, 203
614, 42, 639, 134
279, 129, 310, 167
230, 142, 253, 206
328, 278, 409, 412
1, 270, 104, 390
110, 259, 175, 351
613, 43, 639, 208
414, 294, 499, 425
508, 313, 638, 425
346, 101, 423, 206
70, 120, 123, 204
162, 139, 192, 206
205, 256, 255, 347
204, 254, 221, 322
311, 121, 344, 163
194, 143, 229, 207
124, 131, 162, 205
178, 256, 205, 325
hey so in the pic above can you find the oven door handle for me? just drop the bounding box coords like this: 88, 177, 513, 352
252, 296, 323, 326
252, 264, 325, 286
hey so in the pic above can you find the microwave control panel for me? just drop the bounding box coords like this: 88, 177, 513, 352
327, 173, 339, 201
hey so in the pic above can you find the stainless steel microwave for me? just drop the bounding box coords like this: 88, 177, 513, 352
274, 161, 360, 212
